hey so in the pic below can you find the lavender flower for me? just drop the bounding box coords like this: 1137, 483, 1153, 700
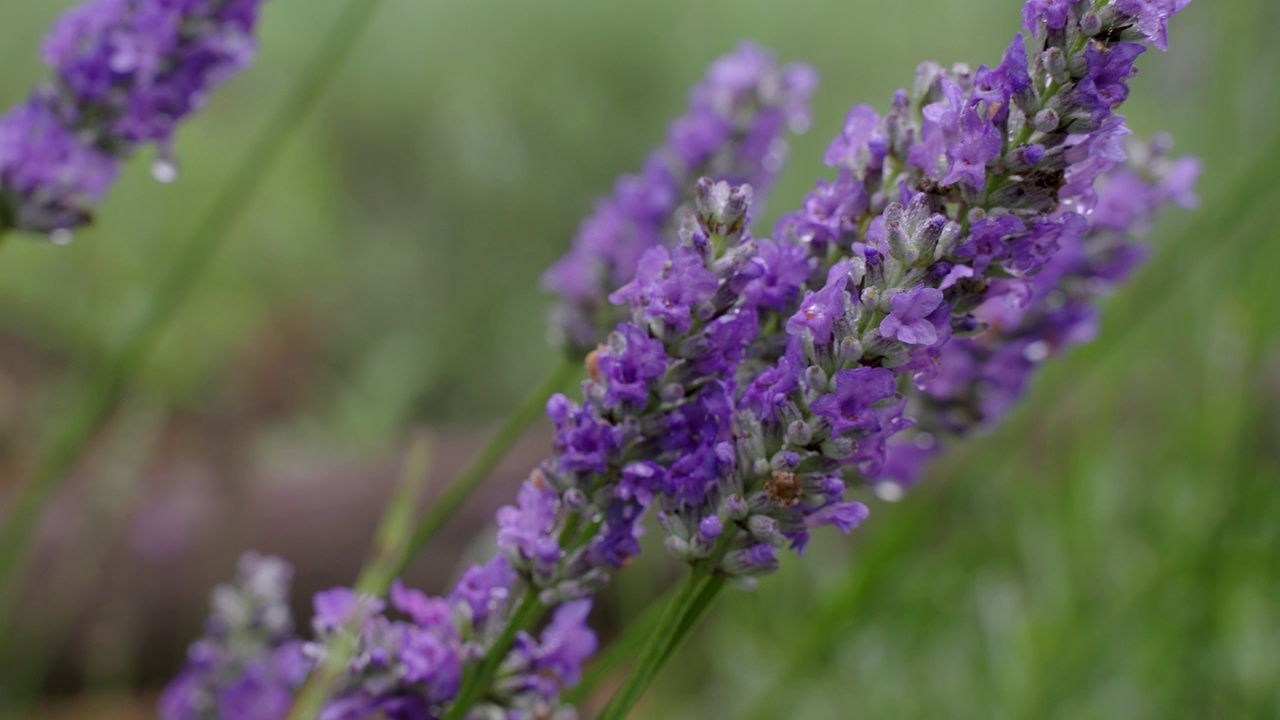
0, 0, 266, 237
651, 0, 1196, 579
164, 1, 1198, 713
159, 553, 308, 720
882, 136, 1201, 485
162, 553, 597, 720
542, 42, 816, 352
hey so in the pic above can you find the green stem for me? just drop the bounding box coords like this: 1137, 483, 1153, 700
564, 586, 676, 705
659, 574, 725, 667
0, 0, 389, 648
284, 434, 435, 720
443, 587, 544, 720
597, 571, 724, 720
392, 357, 578, 578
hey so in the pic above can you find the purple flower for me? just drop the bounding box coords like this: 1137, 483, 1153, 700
496, 479, 562, 569
1072, 43, 1146, 123
823, 105, 881, 169
786, 260, 852, 346
596, 323, 668, 409
954, 215, 1025, 274
804, 502, 870, 533
43, 0, 264, 145
0, 99, 119, 233
743, 239, 812, 311
448, 555, 517, 624
532, 600, 598, 687
775, 168, 869, 250
811, 366, 899, 436
1021, 0, 1083, 31
1114, 0, 1192, 51
609, 244, 719, 334
313, 588, 385, 634
217, 663, 293, 720
910, 77, 964, 175
389, 580, 453, 630
880, 286, 945, 345
972, 35, 1032, 111
724, 544, 779, 576
941, 108, 1002, 189
397, 625, 461, 697
543, 43, 815, 351
546, 394, 621, 474
1, 0, 265, 236
739, 347, 803, 422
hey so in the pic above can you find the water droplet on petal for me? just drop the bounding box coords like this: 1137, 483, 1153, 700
151, 158, 179, 184
874, 481, 905, 503
50, 229, 73, 246
1023, 340, 1051, 363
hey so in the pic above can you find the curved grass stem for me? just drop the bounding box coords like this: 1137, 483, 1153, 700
284, 433, 435, 720
391, 357, 579, 578
597, 571, 726, 720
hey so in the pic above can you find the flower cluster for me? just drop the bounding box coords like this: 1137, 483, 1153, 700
877, 135, 1201, 486
0, 0, 265, 237
164, 0, 1198, 716
652, 0, 1201, 578
159, 553, 308, 720
162, 553, 597, 720
542, 42, 816, 352
504, 179, 811, 598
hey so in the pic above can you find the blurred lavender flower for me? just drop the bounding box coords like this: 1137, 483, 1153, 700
163, 553, 597, 719
159, 553, 308, 720
542, 42, 816, 352
0, 0, 266, 237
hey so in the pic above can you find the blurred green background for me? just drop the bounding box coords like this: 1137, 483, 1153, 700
1, 0, 1277, 717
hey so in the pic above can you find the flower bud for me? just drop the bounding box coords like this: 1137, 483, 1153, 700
1033, 108, 1060, 133
747, 514, 782, 542
1042, 48, 1068, 84
1080, 11, 1103, 37
786, 419, 813, 446
664, 536, 693, 561
721, 494, 749, 521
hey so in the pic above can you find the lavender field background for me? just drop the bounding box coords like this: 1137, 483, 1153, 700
0, 0, 1277, 718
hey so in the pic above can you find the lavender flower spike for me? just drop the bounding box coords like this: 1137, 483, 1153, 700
542, 42, 816, 352
159, 553, 308, 720
0, 0, 267, 238
162, 553, 599, 719
881, 135, 1201, 486
657, 0, 1196, 579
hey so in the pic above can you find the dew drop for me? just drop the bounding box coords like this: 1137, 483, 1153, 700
151, 158, 179, 184
49, 228, 74, 246
1023, 340, 1051, 363
874, 482, 905, 503
914, 432, 936, 450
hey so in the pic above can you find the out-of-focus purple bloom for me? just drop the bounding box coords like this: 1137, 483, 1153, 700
1022, 0, 1082, 31
1073, 43, 1146, 124
1, 0, 266, 237
1114, 0, 1192, 51
531, 600, 598, 687
544, 43, 816, 351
